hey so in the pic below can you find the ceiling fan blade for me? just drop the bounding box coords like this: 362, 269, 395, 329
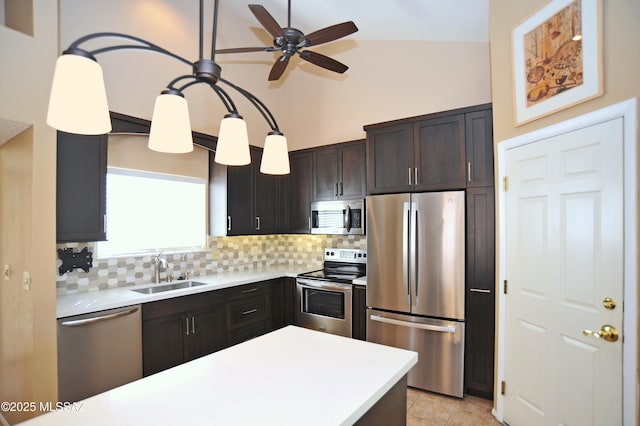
216, 47, 272, 54
299, 50, 348, 74
248, 4, 285, 39
304, 21, 358, 47
269, 56, 290, 81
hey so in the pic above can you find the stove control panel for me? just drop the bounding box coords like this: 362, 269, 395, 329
324, 248, 367, 263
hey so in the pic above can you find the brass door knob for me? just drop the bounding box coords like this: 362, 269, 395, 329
582, 324, 619, 342
602, 297, 616, 310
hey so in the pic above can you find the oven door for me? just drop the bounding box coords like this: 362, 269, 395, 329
295, 278, 352, 337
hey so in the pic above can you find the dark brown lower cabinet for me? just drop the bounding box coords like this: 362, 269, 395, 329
224, 281, 272, 345
142, 294, 225, 376
271, 277, 297, 330
464, 186, 496, 399
142, 280, 285, 376
353, 285, 367, 340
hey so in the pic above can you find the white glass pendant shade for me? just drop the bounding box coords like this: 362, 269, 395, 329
47, 54, 112, 134
148, 93, 193, 153
214, 114, 250, 166
260, 132, 290, 175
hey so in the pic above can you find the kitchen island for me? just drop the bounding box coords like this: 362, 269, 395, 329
19, 326, 417, 426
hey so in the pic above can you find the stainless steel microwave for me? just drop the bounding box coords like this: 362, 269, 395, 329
310, 199, 365, 235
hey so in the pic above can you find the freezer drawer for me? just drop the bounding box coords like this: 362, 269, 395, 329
367, 309, 465, 398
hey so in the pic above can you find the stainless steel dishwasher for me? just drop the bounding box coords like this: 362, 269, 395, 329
57, 304, 142, 402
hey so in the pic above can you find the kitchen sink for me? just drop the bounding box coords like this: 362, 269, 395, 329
131, 281, 208, 295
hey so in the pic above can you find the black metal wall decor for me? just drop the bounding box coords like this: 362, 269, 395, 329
58, 247, 93, 275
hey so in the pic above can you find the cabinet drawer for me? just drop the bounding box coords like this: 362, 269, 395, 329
142, 291, 225, 321
223, 281, 270, 301
226, 321, 270, 346
227, 295, 269, 329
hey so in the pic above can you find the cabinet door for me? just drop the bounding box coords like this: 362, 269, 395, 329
338, 142, 366, 199
464, 187, 495, 398
226, 155, 255, 236
271, 277, 296, 329
253, 148, 280, 234
414, 115, 466, 191
56, 131, 107, 242
187, 306, 226, 361
312, 147, 340, 200
366, 124, 413, 194
142, 314, 187, 376
352, 285, 367, 341
465, 109, 494, 188
287, 152, 313, 233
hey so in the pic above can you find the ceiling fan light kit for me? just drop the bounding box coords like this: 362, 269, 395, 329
46, 0, 290, 175
216, 1, 358, 81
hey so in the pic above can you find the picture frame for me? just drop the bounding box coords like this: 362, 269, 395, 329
512, 0, 603, 126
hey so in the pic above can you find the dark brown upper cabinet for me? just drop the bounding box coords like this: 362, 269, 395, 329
210, 146, 286, 236
286, 151, 313, 233
312, 140, 366, 201
465, 109, 494, 188
365, 104, 493, 195
56, 131, 107, 243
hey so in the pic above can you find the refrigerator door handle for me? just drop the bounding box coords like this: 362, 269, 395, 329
370, 314, 457, 333
403, 202, 411, 306
413, 208, 419, 300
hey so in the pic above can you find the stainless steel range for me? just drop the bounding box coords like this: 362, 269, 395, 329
296, 248, 367, 337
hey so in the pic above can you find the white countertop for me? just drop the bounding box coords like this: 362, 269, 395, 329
57, 265, 320, 318
19, 326, 417, 426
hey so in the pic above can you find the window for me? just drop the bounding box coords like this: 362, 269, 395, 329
97, 168, 206, 257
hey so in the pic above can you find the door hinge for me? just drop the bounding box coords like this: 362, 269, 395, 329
504, 279, 508, 294
501, 380, 506, 395
503, 176, 509, 191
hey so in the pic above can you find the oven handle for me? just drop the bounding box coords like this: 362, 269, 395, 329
369, 314, 457, 333
296, 278, 352, 293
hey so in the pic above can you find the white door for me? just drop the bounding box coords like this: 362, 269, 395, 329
503, 117, 624, 426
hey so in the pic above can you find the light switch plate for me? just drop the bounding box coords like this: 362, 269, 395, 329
23, 271, 30, 290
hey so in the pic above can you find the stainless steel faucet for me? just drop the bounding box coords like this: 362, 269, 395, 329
153, 252, 169, 284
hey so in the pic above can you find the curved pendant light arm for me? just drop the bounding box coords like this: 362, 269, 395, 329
168, 77, 237, 114
67, 32, 192, 67
209, 84, 237, 114
218, 78, 280, 132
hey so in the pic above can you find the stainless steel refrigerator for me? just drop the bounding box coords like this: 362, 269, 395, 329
366, 191, 465, 397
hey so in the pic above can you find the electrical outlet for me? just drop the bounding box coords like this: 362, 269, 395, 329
3, 264, 10, 281
23, 271, 30, 290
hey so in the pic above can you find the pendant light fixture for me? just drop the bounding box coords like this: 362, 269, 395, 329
47, 0, 290, 174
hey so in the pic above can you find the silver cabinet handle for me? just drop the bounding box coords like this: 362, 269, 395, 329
470, 288, 491, 293
467, 162, 472, 182
408, 168, 412, 185
242, 287, 259, 293
184, 317, 190, 336
414, 167, 419, 185
370, 315, 457, 333
242, 308, 258, 315
256, 216, 260, 231
334, 183, 338, 196
227, 216, 232, 231
60, 307, 139, 327
191, 316, 195, 334
339, 182, 343, 196
308, 216, 311, 230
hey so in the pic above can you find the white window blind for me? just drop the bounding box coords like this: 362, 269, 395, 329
97, 167, 206, 257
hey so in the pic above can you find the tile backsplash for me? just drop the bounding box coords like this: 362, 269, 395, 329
56, 234, 366, 294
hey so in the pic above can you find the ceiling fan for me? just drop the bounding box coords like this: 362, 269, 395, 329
216, 1, 358, 81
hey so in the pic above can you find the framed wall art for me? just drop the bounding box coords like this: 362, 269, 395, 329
512, 0, 603, 126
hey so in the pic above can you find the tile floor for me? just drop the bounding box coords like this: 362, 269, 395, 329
407, 387, 502, 426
